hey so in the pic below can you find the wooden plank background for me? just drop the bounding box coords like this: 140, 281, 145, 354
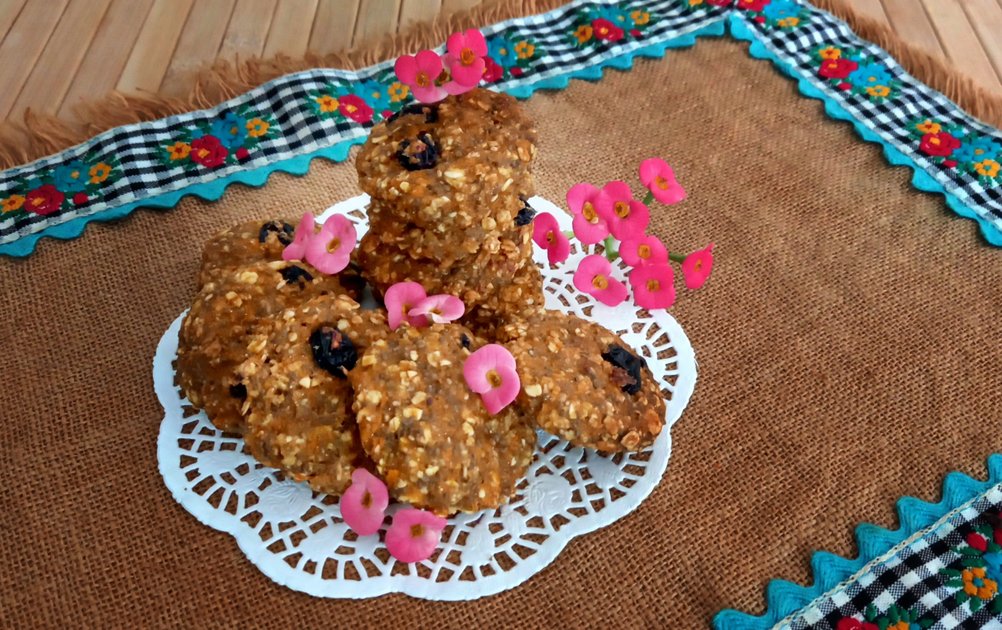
0, 0, 1000, 126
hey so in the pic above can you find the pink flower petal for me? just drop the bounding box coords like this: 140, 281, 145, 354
566, 183, 600, 216
531, 212, 570, 264
463, 344, 516, 393
620, 234, 668, 267
681, 243, 714, 290
594, 278, 629, 307
409, 294, 465, 324
282, 212, 315, 261
595, 181, 648, 239
479, 364, 520, 415
639, 158, 687, 206
446, 32, 467, 58
384, 281, 429, 330
572, 254, 611, 293
446, 55, 486, 86
572, 212, 609, 245
340, 468, 389, 536
463, 29, 488, 56
629, 264, 676, 310
385, 508, 447, 564
305, 215, 356, 274
394, 55, 419, 84
396, 50, 448, 103
414, 49, 444, 77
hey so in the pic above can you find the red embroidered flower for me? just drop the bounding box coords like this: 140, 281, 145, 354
818, 58, 858, 80
235, 147, 250, 161
706, 0, 732, 5
943, 159, 958, 168
190, 135, 228, 167
995, 526, 1002, 546
836, 619, 879, 630
629, 29, 642, 37
838, 82, 852, 90
72, 193, 88, 205
24, 185, 65, 216
483, 57, 504, 82
339, 95, 374, 124
510, 66, 524, 77
967, 532, 989, 552
737, 0, 768, 10
754, 16, 765, 23
919, 132, 961, 157
592, 18, 624, 42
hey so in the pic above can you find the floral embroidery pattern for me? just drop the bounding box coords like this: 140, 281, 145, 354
161, 105, 276, 169
836, 604, 933, 630
0, 152, 121, 217
308, 71, 411, 125
483, 34, 543, 82
812, 46, 901, 102
684, 0, 809, 29
910, 118, 1002, 186
939, 518, 1002, 614
570, 4, 656, 47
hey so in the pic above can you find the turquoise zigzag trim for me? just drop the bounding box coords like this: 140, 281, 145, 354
0, 20, 725, 258
713, 454, 1002, 629
728, 15, 1002, 247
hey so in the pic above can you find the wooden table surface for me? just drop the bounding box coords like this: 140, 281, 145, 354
0, 0, 1000, 126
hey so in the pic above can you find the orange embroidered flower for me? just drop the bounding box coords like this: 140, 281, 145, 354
246, 118, 269, 138
688, 0, 704, 5
316, 95, 339, 113
630, 10, 650, 25
88, 162, 112, 184
974, 159, 1001, 178
962, 567, 997, 600
1, 194, 25, 213
514, 41, 535, 59
574, 24, 593, 44
166, 142, 191, 162
915, 119, 941, 134
818, 46, 841, 60
865, 85, 891, 98
387, 82, 409, 103
777, 16, 800, 28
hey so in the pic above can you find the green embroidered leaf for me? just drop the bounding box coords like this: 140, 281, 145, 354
962, 557, 986, 568
971, 597, 983, 612
957, 592, 970, 604
944, 578, 964, 588
864, 604, 878, 621
888, 606, 900, 623
992, 595, 1002, 614
959, 547, 984, 556
876, 619, 889, 630
941, 568, 962, 577
919, 619, 934, 629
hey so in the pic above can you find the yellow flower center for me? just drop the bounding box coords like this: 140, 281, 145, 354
410, 524, 425, 538
486, 370, 502, 387
655, 175, 669, 190
638, 244, 651, 259
71, 170, 79, 179
198, 149, 210, 159
614, 201, 630, 218
545, 231, 555, 244
31, 197, 43, 207
345, 104, 357, 114
416, 72, 431, 87
646, 279, 660, 292
460, 48, 475, 65
930, 137, 941, 145
582, 202, 598, 223
592, 275, 608, 290
361, 490, 372, 508
327, 238, 341, 253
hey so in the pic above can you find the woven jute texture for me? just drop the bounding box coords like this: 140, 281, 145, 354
2, 37, 1000, 628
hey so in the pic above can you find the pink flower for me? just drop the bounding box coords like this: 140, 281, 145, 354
409, 294, 465, 324
572, 254, 628, 306
282, 212, 315, 261
620, 235, 668, 267
304, 214, 356, 274
395, 50, 447, 104
531, 212, 570, 264
681, 243, 714, 290
639, 158, 686, 205
463, 344, 520, 415
384, 281, 429, 330
567, 182, 609, 245
443, 29, 487, 92
385, 507, 447, 563
340, 468, 389, 536
338, 94, 374, 124
629, 264, 676, 310
595, 181, 650, 240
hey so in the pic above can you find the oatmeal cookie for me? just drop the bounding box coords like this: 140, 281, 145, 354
349, 324, 535, 515
176, 260, 349, 432
198, 219, 295, 287
237, 295, 387, 495
462, 262, 545, 339
497, 310, 666, 452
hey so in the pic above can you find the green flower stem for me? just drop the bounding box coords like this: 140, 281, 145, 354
668, 252, 686, 264
643, 190, 654, 206
603, 235, 619, 262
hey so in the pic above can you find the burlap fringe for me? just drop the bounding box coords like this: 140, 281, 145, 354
1, 0, 1000, 170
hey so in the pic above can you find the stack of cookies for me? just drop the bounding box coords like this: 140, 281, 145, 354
354, 89, 545, 337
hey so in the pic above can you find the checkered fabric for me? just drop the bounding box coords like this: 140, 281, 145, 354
733, 0, 1002, 235
776, 485, 1002, 629
0, 0, 724, 253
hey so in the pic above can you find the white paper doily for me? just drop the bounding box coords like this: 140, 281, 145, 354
155, 195, 697, 600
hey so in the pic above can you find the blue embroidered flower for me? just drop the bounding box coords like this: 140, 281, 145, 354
762, 0, 799, 20
52, 161, 89, 193
354, 80, 391, 113
597, 6, 631, 27
953, 137, 1002, 164
847, 63, 892, 88
984, 551, 1002, 584
210, 113, 248, 150
488, 36, 519, 68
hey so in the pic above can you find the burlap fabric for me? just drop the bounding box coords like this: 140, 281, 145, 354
3, 37, 1000, 628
